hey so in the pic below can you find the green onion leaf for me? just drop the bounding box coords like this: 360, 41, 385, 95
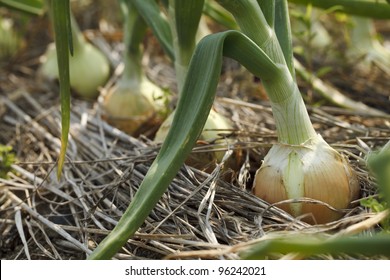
88, 30, 278, 259
242, 234, 390, 259
132, 0, 174, 60
289, 0, 390, 19
275, 0, 295, 78
51, 0, 72, 178
203, 0, 238, 30
172, 0, 204, 51
257, 0, 275, 28
0, 0, 44, 15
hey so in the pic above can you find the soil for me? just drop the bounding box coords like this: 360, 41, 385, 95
0, 7, 389, 260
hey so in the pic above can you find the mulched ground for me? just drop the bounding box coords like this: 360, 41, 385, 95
0, 7, 389, 260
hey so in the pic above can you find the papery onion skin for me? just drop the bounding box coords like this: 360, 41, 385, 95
253, 134, 360, 224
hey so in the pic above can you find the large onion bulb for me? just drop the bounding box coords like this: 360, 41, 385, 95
102, 78, 167, 136
253, 134, 360, 224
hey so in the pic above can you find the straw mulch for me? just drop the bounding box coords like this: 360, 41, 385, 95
1, 25, 390, 260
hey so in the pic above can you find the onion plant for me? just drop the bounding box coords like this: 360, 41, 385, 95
347, 15, 390, 75
88, 0, 362, 259
242, 140, 390, 260
42, 0, 389, 259
101, 0, 168, 135
218, 0, 360, 224
290, 2, 390, 76
290, 5, 332, 51
206, 1, 388, 116
40, 4, 110, 99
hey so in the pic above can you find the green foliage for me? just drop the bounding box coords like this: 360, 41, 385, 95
368, 146, 390, 204
242, 234, 390, 259
361, 196, 387, 213
365, 143, 390, 232
25, 0, 390, 259
51, 0, 72, 178
361, 196, 390, 232
0, 145, 15, 178
132, 0, 174, 60
0, 0, 44, 15
0, 14, 22, 61
88, 29, 280, 259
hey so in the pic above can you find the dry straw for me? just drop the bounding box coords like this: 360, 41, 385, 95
1, 63, 388, 259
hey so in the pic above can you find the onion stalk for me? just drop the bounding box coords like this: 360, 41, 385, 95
102, 0, 167, 136
290, 6, 331, 50
347, 16, 390, 76
40, 10, 110, 99
217, 0, 360, 223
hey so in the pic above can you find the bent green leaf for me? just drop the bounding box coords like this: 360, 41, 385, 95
88, 30, 279, 259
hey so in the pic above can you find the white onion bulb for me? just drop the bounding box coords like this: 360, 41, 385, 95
253, 134, 360, 224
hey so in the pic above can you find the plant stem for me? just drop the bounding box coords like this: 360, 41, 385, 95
217, 0, 285, 65
203, 0, 238, 30
289, 0, 390, 19
350, 16, 375, 51
257, 0, 275, 28
348, 15, 390, 75
168, 0, 204, 93
263, 68, 316, 145
274, 0, 295, 78
132, 0, 174, 60
69, 11, 85, 55
88, 30, 284, 259
119, 1, 147, 87
218, 0, 316, 144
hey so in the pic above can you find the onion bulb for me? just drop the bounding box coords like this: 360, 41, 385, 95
155, 108, 238, 171
40, 41, 110, 99
253, 134, 360, 224
102, 77, 167, 136
39, 11, 110, 99
0, 16, 22, 61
